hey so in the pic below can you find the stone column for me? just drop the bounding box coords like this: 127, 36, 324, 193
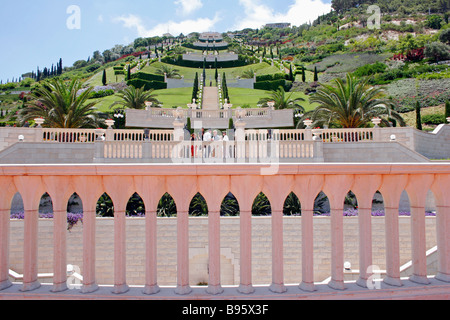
176, 210, 191, 295
379, 175, 408, 287
0, 209, 11, 291
406, 174, 434, 285
207, 210, 222, 294
231, 175, 263, 295
0, 177, 16, 291
43, 176, 74, 293
431, 174, 450, 283
103, 176, 135, 295
167, 176, 198, 295
239, 210, 253, 294
294, 175, 324, 292
323, 175, 354, 291
72, 176, 104, 294
351, 175, 381, 288
14, 176, 45, 292
134, 176, 166, 295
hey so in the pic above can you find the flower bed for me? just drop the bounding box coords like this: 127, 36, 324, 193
10, 212, 83, 231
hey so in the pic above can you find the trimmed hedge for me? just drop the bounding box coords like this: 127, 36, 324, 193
127, 79, 167, 91
254, 79, 292, 91
255, 73, 287, 82
131, 72, 165, 82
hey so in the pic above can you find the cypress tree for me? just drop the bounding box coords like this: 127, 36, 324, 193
127, 65, 131, 81
314, 66, 318, 82
416, 101, 422, 130
102, 69, 107, 86
289, 64, 294, 81
192, 72, 199, 102
302, 66, 306, 83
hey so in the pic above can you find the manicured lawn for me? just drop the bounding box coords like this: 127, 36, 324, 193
85, 67, 126, 87
153, 87, 193, 108
228, 87, 318, 111
140, 62, 281, 81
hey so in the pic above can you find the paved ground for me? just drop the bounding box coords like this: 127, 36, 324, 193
202, 87, 219, 110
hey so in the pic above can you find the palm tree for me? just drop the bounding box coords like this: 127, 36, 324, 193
258, 86, 305, 111
111, 86, 161, 110
310, 74, 405, 128
19, 78, 99, 128
155, 64, 181, 79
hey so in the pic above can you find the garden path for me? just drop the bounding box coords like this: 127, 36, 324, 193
202, 87, 219, 110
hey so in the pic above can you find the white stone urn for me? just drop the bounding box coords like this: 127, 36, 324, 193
372, 117, 382, 127
105, 119, 115, 129
34, 118, 45, 128
303, 119, 313, 129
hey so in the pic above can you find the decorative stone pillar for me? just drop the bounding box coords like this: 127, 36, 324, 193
351, 175, 382, 288
103, 176, 135, 295
406, 174, 434, 285
166, 176, 198, 295
13, 176, 45, 292
72, 176, 104, 294
42, 176, 74, 293
134, 176, 166, 295
294, 175, 324, 292
0, 177, 16, 291
379, 174, 408, 287
231, 175, 263, 294
198, 176, 230, 295
431, 174, 450, 283
323, 175, 354, 291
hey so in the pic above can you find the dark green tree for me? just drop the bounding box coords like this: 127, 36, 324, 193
314, 66, 318, 82
445, 100, 450, 119
102, 69, 107, 86
416, 101, 422, 130
192, 72, 199, 102
302, 66, 306, 83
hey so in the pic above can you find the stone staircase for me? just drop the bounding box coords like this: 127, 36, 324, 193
202, 87, 219, 110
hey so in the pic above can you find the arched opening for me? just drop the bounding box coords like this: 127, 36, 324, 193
314, 191, 330, 216
126, 193, 145, 217
220, 193, 240, 217
39, 192, 53, 217
252, 192, 271, 216
344, 191, 358, 216
157, 193, 177, 217
189, 193, 208, 217
96, 193, 114, 218
283, 192, 301, 216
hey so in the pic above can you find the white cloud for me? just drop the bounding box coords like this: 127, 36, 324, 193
115, 13, 220, 37
234, 0, 332, 30
175, 0, 203, 16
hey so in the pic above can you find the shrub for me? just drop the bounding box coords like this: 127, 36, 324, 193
422, 113, 446, 125
255, 73, 287, 82
424, 42, 450, 62
254, 79, 292, 91
353, 62, 387, 77
89, 89, 114, 99
127, 79, 167, 91
130, 72, 165, 82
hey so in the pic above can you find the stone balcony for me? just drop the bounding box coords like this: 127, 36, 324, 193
0, 164, 449, 300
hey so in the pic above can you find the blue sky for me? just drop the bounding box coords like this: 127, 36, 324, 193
0, 0, 332, 83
